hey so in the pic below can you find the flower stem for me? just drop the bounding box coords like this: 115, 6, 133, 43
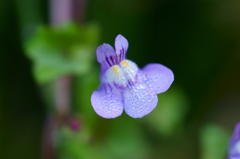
50, 0, 86, 25
55, 76, 72, 116
41, 0, 86, 158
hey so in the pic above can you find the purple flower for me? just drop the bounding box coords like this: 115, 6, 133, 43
228, 123, 240, 159
91, 34, 174, 118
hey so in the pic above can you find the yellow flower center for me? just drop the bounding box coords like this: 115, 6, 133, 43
120, 60, 129, 68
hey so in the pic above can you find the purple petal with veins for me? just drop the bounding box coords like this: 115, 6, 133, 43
91, 34, 174, 118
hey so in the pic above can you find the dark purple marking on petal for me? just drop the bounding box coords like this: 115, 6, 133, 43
119, 52, 122, 62
106, 57, 111, 67
96, 44, 115, 63
96, 35, 129, 70
115, 34, 129, 59
126, 79, 135, 88
113, 82, 125, 90
110, 56, 115, 65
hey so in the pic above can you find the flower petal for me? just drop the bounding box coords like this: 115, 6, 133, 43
91, 84, 123, 118
230, 123, 240, 146
123, 84, 158, 118
229, 123, 240, 157
142, 63, 174, 94
96, 43, 115, 64
115, 34, 129, 57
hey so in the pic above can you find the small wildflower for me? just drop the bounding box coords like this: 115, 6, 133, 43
228, 122, 240, 159
91, 35, 174, 118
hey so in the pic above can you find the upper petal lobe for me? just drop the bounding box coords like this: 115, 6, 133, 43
115, 34, 129, 57
96, 43, 115, 64
142, 63, 174, 94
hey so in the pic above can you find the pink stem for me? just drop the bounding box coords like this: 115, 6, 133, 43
55, 76, 72, 115
41, 0, 86, 158
50, 0, 86, 25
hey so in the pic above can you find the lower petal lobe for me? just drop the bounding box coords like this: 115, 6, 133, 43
123, 84, 158, 118
142, 63, 174, 94
91, 84, 123, 118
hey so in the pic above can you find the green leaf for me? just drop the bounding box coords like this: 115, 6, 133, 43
144, 86, 189, 136
102, 116, 149, 159
55, 126, 98, 159
74, 69, 100, 129
25, 22, 100, 83
200, 124, 230, 159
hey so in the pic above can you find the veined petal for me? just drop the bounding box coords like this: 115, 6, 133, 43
91, 84, 123, 118
115, 34, 128, 58
123, 84, 158, 118
96, 44, 115, 64
142, 63, 174, 94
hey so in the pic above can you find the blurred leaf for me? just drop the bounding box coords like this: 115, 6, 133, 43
55, 126, 97, 159
25, 22, 100, 83
200, 124, 230, 159
74, 68, 100, 129
15, 0, 42, 41
144, 86, 189, 136
101, 116, 149, 159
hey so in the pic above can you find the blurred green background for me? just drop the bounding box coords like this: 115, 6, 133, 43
1, 0, 240, 159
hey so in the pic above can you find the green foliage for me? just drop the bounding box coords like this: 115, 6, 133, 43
145, 86, 189, 136
15, 0, 42, 41
200, 124, 230, 159
74, 69, 100, 128
25, 22, 100, 83
54, 117, 149, 159
103, 117, 149, 159
55, 126, 96, 159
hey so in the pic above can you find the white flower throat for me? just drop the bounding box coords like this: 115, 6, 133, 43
103, 60, 138, 87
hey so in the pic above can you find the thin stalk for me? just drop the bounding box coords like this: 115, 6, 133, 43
55, 76, 72, 116
41, 0, 86, 158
